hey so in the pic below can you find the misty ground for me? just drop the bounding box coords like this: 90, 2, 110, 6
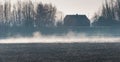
0, 43, 120, 62
0, 27, 120, 39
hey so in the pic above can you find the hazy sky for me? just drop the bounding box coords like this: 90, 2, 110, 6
39, 0, 106, 19
0, 0, 106, 19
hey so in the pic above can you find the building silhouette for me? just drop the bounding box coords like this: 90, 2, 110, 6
64, 14, 90, 26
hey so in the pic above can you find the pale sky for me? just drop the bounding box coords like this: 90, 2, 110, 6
0, 0, 107, 19
39, 0, 106, 19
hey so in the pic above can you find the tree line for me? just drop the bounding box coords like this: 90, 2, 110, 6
0, 0, 57, 28
0, 0, 120, 38
92, 0, 120, 26
1, 0, 120, 28
0, 0, 58, 37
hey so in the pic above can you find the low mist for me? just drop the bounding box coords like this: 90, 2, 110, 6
0, 32, 119, 43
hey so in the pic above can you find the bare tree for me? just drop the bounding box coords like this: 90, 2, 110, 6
35, 3, 57, 27
92, 0, 120, 26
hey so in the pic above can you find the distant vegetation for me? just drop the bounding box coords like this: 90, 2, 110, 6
92, 0, 120, 26
0, 0, 120, 38
0, 0, 58, 37
1, 0, 120, 28
0, 0, 57, 27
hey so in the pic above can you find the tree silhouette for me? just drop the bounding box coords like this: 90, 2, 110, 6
35, 3, 57, 27
0, 0, 58, 37
92, 0, 120, 26
0, 0, 57, 27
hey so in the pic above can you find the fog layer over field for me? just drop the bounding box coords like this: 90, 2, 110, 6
0, 32, 119, 43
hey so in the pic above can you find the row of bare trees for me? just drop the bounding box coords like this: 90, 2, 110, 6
92, 0, 120, 26
0, 0, 57, 28
0, 0, 57, 37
